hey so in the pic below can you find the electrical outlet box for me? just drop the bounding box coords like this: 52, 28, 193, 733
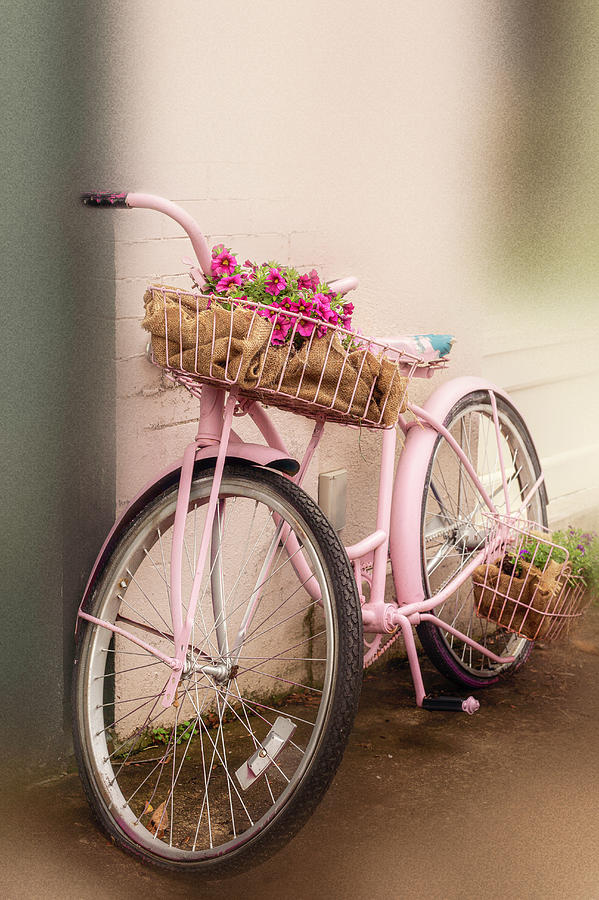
318, 469, 347, 532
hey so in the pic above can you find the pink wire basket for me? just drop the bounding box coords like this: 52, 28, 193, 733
473, 515, 590, 642
143, 285, 445, 427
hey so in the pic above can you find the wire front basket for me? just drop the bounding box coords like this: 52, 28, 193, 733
142, 285, 445, 427
473, 516, 590, 642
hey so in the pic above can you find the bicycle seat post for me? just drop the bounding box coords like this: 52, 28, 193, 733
196, 384, 226, 446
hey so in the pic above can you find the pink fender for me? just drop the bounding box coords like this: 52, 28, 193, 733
390, 377, 515, 607
76, 442, 299, 631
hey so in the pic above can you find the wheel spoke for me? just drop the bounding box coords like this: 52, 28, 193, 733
420, 397, 546, 680
76, 466, 358, 865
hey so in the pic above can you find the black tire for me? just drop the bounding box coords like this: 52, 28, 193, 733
73, 463, 362, 875
416, 391, 548, 688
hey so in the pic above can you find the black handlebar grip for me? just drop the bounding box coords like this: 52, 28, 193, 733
81, 191, 129, 208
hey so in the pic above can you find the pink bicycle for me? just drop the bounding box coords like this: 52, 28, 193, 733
74, 191, 552, 873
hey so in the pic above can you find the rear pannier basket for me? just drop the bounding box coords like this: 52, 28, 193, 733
142, 285, 433, 427
473, 516, 590, 642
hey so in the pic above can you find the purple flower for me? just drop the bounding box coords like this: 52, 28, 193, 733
297, 273, 313, 292
271, 313, 292, 345
318, 299, 339, 326
265, 268, 287, 297
289, 296, 317, 338
212, 249, 237, 277
341, 301, 354, 330
216, 273, 242, 292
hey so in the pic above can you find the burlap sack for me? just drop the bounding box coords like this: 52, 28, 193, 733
243, 330, 407, 423
143, 288, 273, 386
142, 287, 408, 425
473, 556, 565, 640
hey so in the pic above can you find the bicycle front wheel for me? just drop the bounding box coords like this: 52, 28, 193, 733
416, 391, 548, 687
73, 463, 362, 874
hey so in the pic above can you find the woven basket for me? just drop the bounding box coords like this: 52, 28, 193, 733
473, 518, 590, 642
142, 285, 420, 427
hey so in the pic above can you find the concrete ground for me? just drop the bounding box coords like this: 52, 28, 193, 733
3, 608, 599, 900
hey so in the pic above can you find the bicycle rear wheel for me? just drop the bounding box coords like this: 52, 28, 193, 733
73, 463, 362, 874
416, 391, 548, 687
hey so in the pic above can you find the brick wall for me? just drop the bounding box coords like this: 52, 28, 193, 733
107, 0, 598, 532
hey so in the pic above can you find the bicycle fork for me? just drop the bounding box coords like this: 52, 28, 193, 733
163, 386, 297, 708
162, 388, 238, 707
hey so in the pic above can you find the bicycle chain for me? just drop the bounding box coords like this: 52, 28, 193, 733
363, 626, 403, 669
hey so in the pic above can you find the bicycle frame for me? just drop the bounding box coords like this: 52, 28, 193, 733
246, 380, 544, 705
77, 191, 546, 711
79, 377, 544, 709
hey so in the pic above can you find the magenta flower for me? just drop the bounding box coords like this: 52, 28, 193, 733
297, 319, 316, 338
311, 293, 340, 336
321, 307, 339, 328
212, 249, 237, 277
256, 306, 274, 322
342, 301, 354, 330
313, 293, 338, 323
309, 269, 320, 291
216, 273, 242, 292
265, 268, 287, 296
270, 312, 292, 345
288, 296, 317, 338
297, 273, 313, 292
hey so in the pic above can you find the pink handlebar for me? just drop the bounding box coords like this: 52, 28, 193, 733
126, 193, 213, 277
83, 191, 358, 294
328, 276, 358, 296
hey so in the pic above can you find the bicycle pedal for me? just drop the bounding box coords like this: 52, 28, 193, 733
421, 695, 480, 714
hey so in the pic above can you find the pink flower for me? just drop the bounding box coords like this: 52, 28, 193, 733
271, 326, 290, 345
320, 305, 339, 326
313, 293, 337, 321
312, 293, 339, 336
309, 269, 320, 291
211, 243, 225, 257
297, 273, 313, 292
212, 249, 237, 277
265, 268, 287, 296
288, 296, 317, 338
297, 319, 316, 338
216, 273, 242, 292
342, 301, 354, 330
270, 312, 292, 345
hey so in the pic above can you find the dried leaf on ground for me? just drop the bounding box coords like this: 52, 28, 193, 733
148, 801, 169, 839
